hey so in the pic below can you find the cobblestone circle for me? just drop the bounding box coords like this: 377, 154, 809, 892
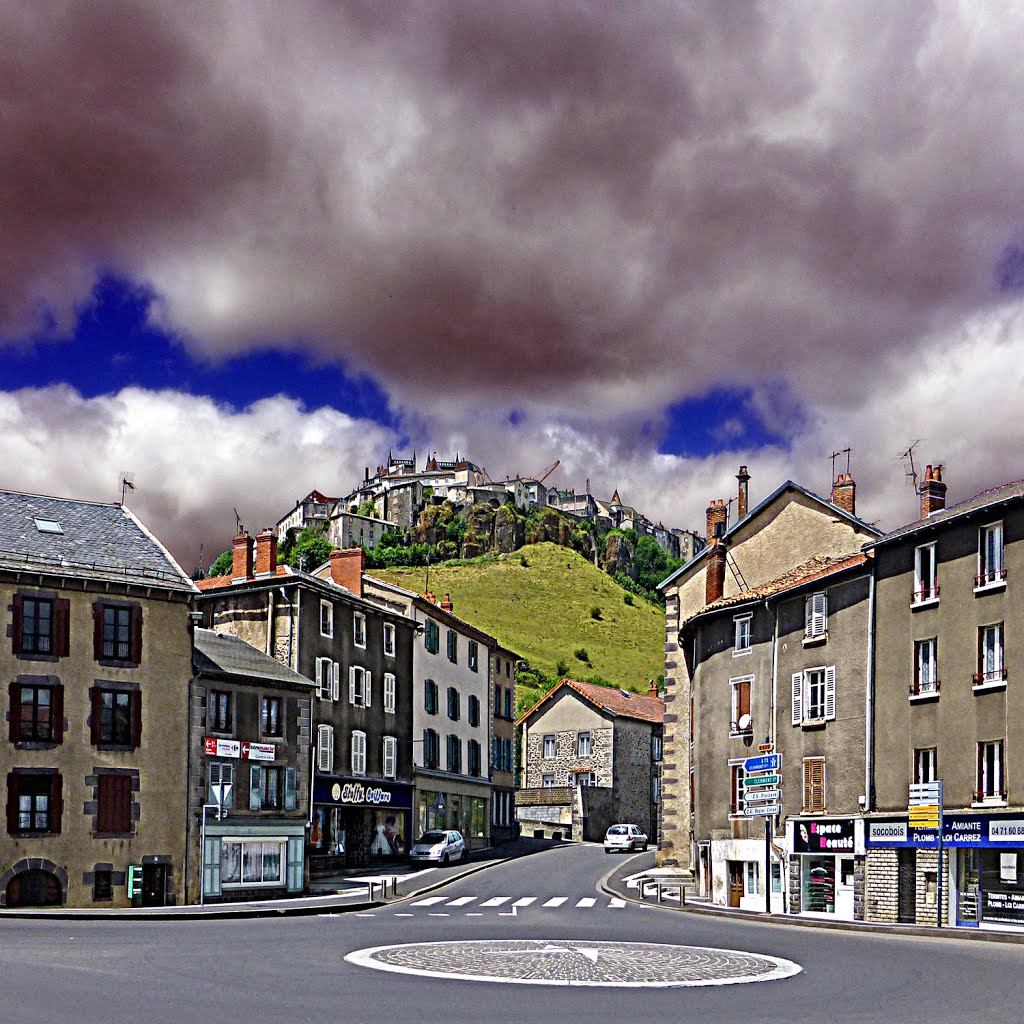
345, 939, 801, 987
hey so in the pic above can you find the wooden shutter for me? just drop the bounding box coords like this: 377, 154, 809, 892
250, 765, 264, 810
130, 607, 143, 665
824, 666, 837, 721
52, 684, 64, 744
349, 666, 357, 705
803, 758, 825, 812
53, 599, 70, 658
130, 690, 142, 749
791, 672, 803, 725
383, 737, 395, 778
90, 687, 102, 745
98, 775, 131, 833
51, 773, 63, 833
739, 681, 751, 720
11, 595, 24, 655
6, 773, 18, 833
92, 603, 104, 660
317, 724, 333, 773
284, 766, 297, 810
8, 683, 20, 743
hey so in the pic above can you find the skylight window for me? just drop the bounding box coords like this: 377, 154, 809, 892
34, 519, 63, 534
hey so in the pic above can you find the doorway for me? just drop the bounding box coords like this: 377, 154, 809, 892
141, 863, 168, 907
6, 870, 62, 907
727, 861, 743, 908
897, 848, 916, 923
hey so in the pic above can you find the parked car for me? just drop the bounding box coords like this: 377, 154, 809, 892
604, 823, 648, 853
410, 829, 466, 864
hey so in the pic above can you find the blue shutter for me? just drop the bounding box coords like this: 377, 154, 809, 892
284, 766, 297, 811
203, 835, 222, 897
286, 835, 304, 892
249, 765, 263, 811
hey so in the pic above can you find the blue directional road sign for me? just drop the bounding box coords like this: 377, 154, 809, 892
743, 753, 781, 773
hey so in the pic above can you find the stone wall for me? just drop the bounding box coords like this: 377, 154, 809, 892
864, 849, 898, 922
524, 727, 612, 788
657, 592, 690, 870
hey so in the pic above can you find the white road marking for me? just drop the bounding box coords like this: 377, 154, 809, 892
511, 897, 536, 907
480, 897, 511, 907
394, 913, 414, 917
575, 898, 596, 908
466, 912, 483, 917
354, 913, 376, 918
609, 898, 626, 908
542, 897, 568, 908
428, 913, 450, 917
446, 896, 478, 906
410, 896, 448, 906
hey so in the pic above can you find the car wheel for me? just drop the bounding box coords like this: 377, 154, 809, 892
441, 853, 449, 866
605, 847, 613, 854
642, 842, 648, 851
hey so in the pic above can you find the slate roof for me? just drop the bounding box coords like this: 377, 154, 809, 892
867, 479, 1024, 547
518, 678, 664, 727
193, 628, 315, 687
0, 489, 194, 591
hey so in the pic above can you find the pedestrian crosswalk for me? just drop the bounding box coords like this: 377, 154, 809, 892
390, 893, 628, 914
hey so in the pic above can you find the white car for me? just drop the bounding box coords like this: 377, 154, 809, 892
604, 823, 648, 853
409, 829, 466, 865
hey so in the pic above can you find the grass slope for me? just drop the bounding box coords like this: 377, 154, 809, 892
371, 542, 665, 714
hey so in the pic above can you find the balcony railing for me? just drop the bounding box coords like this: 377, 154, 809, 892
972, 668, 1008, 687
909, 679, 940, 699
912, 584, 940, 605
973, 788, 1007, 803
975, 568, 1008, 587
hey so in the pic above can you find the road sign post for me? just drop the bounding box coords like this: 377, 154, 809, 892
909, 780, 944, 926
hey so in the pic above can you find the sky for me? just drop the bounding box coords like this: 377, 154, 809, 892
5, 1, 1024, 570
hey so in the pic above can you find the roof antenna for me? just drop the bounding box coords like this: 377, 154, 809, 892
233, 507, 242, 534
830, 447, 853, 482
119, 472, 135, 505
897, 441, 920, 493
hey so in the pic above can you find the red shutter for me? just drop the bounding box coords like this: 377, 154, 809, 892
50, 774, 62, 834
97, 776, 131, 833
51, 685, 64, 744
131, 691, 142, 750
90, 687, 102, 746
11, 595, 23, 655
739, 681, 751, 719
9, 682, 20, 743
130, 608, 143, 665
93, 603, 104, 660
53, 599, 70, 658
6, 773, 18, 833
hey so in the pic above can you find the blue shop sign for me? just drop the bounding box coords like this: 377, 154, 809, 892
313, 777, 413, 809
866, 814, 1024, 849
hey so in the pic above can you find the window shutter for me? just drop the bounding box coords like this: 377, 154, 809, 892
6, 773, 18, 833
284, 766, 297, 810
977, 627, 983, 677
54, 599, 70, 658
250, 765, 264, 810
317, 724, 333, 773
90, 686, 102, 745
11, 595, 24, 655
802, 761, 812, 811
286, 836, 304, 893
51, 773, 63, 833
130, 690, 142, 749
130, 607, 143, 665
332, 662, 340, 701
791, 672, 803, 725
8, 683, 20, 743
315, 658, 324, 696
977, 742, 983, 796
739, 681, 751, 719
349, 666, 357, 705
365, 671, 372, 707
92, 602, 104, 660
52, 684, 64, 744
383, 738, 395, 778
824, 666, 837, 721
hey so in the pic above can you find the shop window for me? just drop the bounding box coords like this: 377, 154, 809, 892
802, 857, 835, 913
10, 682, 62, 744
771, 862, 783, 894
220, 840, 284, 887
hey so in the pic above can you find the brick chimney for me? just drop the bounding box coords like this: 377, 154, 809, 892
329, 548, 365, 597
440, 593, 453, 612
254, 528, 278, 576
705, 498, 728, 542
830, 473, 856, 517
648, 679, 659, 698
425, 590, 436, 605
705, 539, 727, 604
920, 464, 947, 518
735, 466, 750, 521
231, 531, 253, 581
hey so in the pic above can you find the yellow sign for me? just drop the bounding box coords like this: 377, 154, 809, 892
909, 805, 940, 827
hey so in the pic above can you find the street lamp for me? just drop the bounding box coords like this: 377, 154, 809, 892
200, 801, 223, 906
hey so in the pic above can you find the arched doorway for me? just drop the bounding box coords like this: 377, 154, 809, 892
6, 869, 62, 907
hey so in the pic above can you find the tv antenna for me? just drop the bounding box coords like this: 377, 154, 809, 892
830, 447, 853, 480
119, 471, 135, 505
233, 507, 243, 534
897, 442, 921, 493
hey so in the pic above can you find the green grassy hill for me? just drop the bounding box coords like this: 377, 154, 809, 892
371, 542, 665, 715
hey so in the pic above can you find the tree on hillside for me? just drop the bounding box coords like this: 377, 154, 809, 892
635, 535, 670, 592
209, 549, 233, 577
286, 528, 334, 573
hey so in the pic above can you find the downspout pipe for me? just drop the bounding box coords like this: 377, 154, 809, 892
865, 569, 876, 812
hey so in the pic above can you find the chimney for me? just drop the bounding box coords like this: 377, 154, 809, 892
254, 528, 278, 576
705, 538, 727, 604
648, 679, 659, 698
231, 531, 253, 581
329, 547, 365, 597
920, 464, 947, 518
705, 498, 728, 541
830, 472, 857, 517
736, 466, 750, 521
424, 590, 436, 605
440, 593, 453, 612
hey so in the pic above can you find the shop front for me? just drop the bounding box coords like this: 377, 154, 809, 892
311, 777, 413, 873
788, 816, 860, 920
413, 775, 490, 850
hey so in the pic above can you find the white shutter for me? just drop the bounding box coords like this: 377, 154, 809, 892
384, 673, 396, 713
824, 665, 837, 721
791, 672, 803, 725
349, 666, 357, 705
315, 658, 324, 698
332, 662, 340, 701
383, 736, 396, 778
318, 724, 334, 773
365, 670, 372, 707
352, 731, 366, 774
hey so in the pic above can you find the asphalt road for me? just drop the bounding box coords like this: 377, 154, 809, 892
3, 843, 1023, 1024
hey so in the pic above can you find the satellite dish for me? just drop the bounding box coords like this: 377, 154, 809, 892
738, 713, 752, 732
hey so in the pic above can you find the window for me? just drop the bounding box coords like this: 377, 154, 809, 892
93, 869, 113, 902
316, 658, 339, 701
577, 732, 591, 757
468, 739, 482, 777
320, 600, 334, 638
423, 728, 440, 769
651, 775, 661, 803
351, 730, 367, 775
651, 733, 663, 762
504, 688, 513, 719
506, 660, 511, 678
468, 640, 479, 672
92, 687, 140, 749
317, 724, 334, 773
468, 694, 480, 727
7, 772, 61, 834
261, 696, 282, 737
383, 736, 397, 779
734, 614, 752, 654
209, 689, 232, 732
284, 766, 297, 810
730, 676, 752, 734
447, 629, 457, 663
914, 747, 937, 785
353, 612, 366, 648
349, 666, 371, 707
100, 605, 134, 661
496, 657, 502, 676
802, 757, 826, 812
805, 592, 827, 639
10, 683, 61, 744
792, 667, 836, 724
249, 765, 281, 810
730, 764, 745, 815
21, 598, 53, 654
424, 619, 440, 654
220, 839, 284, 887
913, 543, 938, 603
494, 682, 502, 716
208, 761, 234, 810
96, 774, 132, 834
542, 774, 556, 788
502, 738, 513, 772
543, 734, 556, 759
746, 861, 760, 895
977, 740, 1005, 802
447, 686, 460, 721
978, 522, 1006, 587
425, 679, 439, 715
912, 639, 939, 696
447, 734, 462, 773
13, 594, 69, 658
976, 624, 1006, 686
384, 673, 396, 714
383, 623, 396, 657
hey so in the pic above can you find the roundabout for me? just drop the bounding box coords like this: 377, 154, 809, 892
344, 939, 803, 988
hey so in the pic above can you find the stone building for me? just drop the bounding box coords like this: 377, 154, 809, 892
490, 642, 519, 844
1, 489, 195, 908
517, 678, 663, 842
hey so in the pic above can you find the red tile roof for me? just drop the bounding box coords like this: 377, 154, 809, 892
518, 677, 664, 726
195, 566, 291, 590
